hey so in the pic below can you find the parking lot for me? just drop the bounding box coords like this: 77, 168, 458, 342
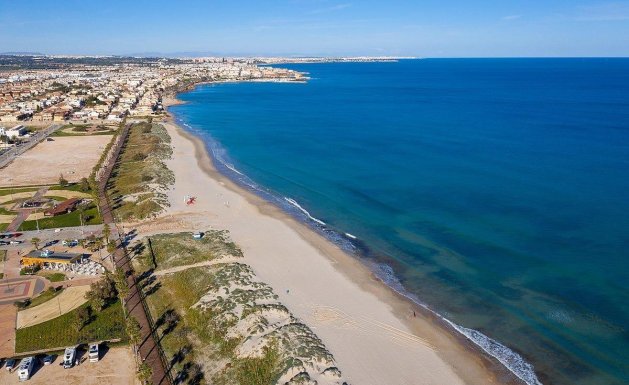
0, 347, 139, 385
0, 225, 104, 251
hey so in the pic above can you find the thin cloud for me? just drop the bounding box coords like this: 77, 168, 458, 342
309, 3, 352, 14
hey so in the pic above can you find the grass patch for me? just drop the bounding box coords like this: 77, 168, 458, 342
15, 299, 126, 353
18, 202, 101, 230
23, 287, 64, 309
44, 195, 75, 202
0, 187, 39, 197
49, 183, 91, 193
37, 271, 67, 282
0, 207, 16, 215
0, 223, 8, 231
51, 129, 115, 137
108, 122, 173, 221
138, 230, 242, 271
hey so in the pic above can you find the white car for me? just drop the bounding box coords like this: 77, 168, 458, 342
17, 357, 34, 381
63, 347, 76, 369
88, 343, 99, 362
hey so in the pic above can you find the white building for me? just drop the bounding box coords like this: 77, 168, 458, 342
5, 125, 27, 139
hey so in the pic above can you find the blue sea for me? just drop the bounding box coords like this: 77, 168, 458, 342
170, 59, 629, 385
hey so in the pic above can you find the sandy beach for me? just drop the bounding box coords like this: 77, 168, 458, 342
149, 108, 525, 384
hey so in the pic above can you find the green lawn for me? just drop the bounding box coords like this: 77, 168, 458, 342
49, 183, 91, 193
0, 207, 15, 215
45, 195, 75, 202
18, 203, 101, 231
15, 300, 126, 353
52, 130, 115, 137
0, 187, 39, 197
0, 223, 8, 231
24, 287, 64, 309
37, 272, 67, 282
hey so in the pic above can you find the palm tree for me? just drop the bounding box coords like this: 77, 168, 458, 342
126, 316, 142, 354
103, 223, 111, 243
31, 237, 41, 250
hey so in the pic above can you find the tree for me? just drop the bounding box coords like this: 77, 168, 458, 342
103, 224, 111, 243
85, 274, 117, 311
137, 362, 153, 385
126, 316, 142, 354
30, 237, 41, 250
79, 177, 90, 192
113, 269, 129, 300
74, 306, 91, 331
91, 296, 105, 312
107, 240, 117, 253
58, 173, 68, 187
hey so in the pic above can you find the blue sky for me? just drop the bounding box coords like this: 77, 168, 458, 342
0, 0, 628, 57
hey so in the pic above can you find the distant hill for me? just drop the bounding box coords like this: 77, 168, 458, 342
0, 52, 44, 56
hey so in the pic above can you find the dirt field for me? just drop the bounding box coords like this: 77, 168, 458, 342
17, 286, 90, 329
0, 347, 140, 385
0, 135, 112, 187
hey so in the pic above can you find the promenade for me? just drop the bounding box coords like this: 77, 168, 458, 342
97, 123, 171, 385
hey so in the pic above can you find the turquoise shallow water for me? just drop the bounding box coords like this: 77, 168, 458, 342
170, 59, 629, 385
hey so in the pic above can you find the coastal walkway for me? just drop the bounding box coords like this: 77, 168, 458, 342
96, 123, 172, 385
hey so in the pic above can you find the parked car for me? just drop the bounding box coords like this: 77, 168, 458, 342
88, 343, 99, 362
5, 358, 16, 371
63, 240, 79, 247
0, 241, 9, 246
63, 347, 76, 369
9, 240, 23, 245
17, 356, 34, 381
43, 355, 55, 365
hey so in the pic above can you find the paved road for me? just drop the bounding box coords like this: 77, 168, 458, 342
0, 124, 62, 169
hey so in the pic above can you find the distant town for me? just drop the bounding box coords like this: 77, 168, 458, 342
0, 56, 310, 129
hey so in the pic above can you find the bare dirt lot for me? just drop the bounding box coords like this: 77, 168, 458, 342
0, 347, 139, 385
0, 135, 112, 187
